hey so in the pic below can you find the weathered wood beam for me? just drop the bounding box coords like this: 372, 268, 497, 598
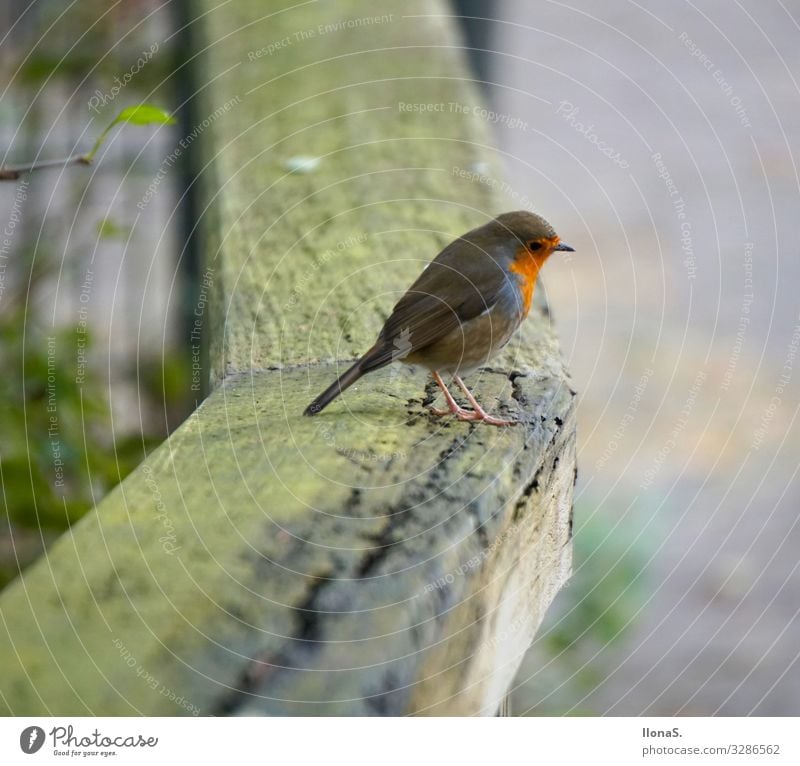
0, 0, 575, 715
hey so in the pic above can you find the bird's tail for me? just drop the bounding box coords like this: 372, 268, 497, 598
303, 346, 389, 416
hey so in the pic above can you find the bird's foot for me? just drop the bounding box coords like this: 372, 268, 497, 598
429, 404, 514, 426
429, 404, 481, 420
453, 374, 517, 426
473, 411, 516, 427
430, 371, 518, 427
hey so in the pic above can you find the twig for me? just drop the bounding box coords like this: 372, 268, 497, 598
0, 154, 91, 181
0, 103, 174, 181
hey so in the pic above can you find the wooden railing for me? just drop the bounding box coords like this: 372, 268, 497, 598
0, 0, 576, 715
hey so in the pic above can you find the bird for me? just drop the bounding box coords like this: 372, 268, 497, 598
303, 210, 574, 426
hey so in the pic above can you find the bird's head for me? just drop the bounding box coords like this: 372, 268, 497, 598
494, 210, 575, 262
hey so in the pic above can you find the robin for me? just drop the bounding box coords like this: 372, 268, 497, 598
304, 210, 574, 426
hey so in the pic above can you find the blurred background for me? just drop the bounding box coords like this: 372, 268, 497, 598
1, 0, 798, 715
476, 0, 800, 715
0, 1, 192, 583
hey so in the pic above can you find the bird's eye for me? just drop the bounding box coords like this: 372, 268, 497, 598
528, 240, 543, 251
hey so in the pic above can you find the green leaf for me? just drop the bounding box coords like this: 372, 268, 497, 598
111, 104, 175, 128
83, 103, 175, 163
96, 217, 130, 240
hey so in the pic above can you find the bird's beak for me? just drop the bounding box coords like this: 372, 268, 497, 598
554, 242, 575, 252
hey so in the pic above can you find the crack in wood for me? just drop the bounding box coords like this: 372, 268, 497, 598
211, 570, 334, 716
212, 427, 485, 715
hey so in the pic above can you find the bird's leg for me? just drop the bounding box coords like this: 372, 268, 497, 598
453, 375, 516, 427
430, 371, 481, 420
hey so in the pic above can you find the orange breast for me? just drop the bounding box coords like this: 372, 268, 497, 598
509, 252, 544, 317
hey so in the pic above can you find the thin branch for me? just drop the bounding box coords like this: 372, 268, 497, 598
0, 154, 91, 181
0, 103, 173, 181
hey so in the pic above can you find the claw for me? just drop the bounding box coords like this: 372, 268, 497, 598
454, 375, 517, 426
429, 372, 517, 427
429, 402, 480, 420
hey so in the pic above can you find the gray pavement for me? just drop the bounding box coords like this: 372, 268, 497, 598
483, 0, 800, 715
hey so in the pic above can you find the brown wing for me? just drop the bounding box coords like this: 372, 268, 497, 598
361, 243, 521, 371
